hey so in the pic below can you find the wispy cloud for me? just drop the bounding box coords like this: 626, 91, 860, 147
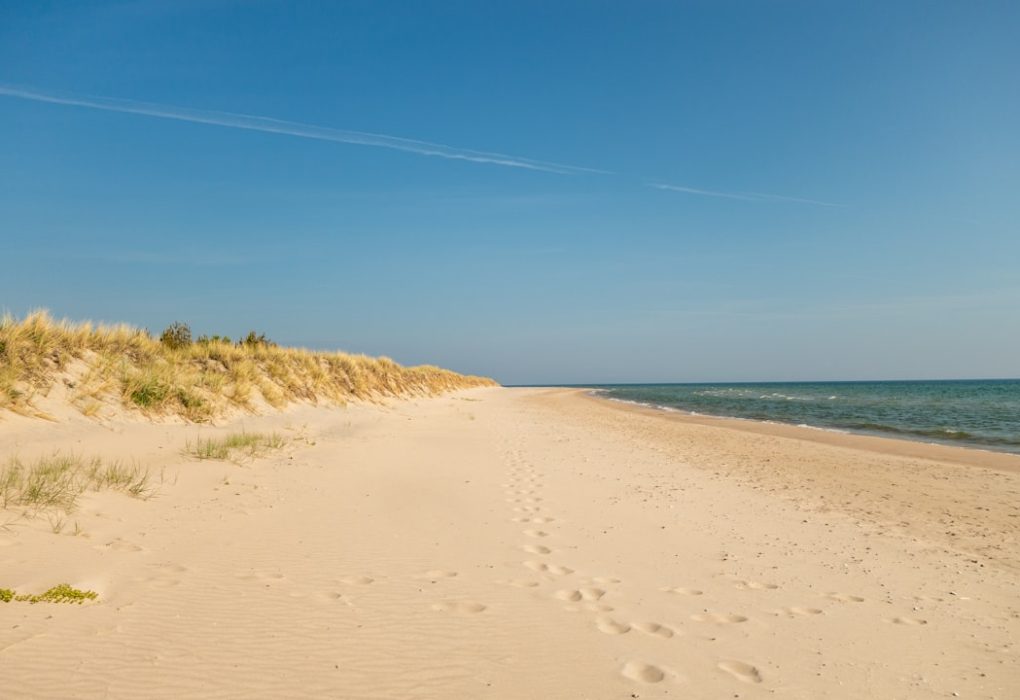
1, 84, 841, 205
651, 183, 844, 208
0, 84, 607, 175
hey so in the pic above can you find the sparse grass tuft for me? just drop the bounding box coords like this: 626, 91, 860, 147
0, 583, 98, 604
0, 310, 496, 420
0, 453, 152, 512
185, 431, 286, 461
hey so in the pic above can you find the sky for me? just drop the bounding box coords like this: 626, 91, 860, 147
1, 1, 1018, 385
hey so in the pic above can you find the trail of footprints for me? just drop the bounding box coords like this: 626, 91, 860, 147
260, 438, 917, 692
497, 442, 904, 689
499, 446, 698, 688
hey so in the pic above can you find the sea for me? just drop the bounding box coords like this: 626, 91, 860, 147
590, 380, 1020, 455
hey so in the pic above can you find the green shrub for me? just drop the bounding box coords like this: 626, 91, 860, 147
240, 331, 274, 348
159, 321, 192, 349
197, 334, 232, 344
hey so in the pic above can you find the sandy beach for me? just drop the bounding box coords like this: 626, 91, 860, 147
2, 386, 1018, 699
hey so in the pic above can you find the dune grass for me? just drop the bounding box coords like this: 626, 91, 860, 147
0, 583, 98, 604
0, 310, 496, 421
185, 431, 286, 461
0, 453, 152, 512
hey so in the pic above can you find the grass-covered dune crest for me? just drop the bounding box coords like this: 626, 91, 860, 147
0, 310, 497, 421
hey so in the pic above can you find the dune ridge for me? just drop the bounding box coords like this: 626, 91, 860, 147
0, 310, 495, 421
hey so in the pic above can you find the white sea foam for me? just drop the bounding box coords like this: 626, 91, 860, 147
796, 423, 850, 434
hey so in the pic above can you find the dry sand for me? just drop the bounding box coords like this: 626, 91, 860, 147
1, 387, 1017, 698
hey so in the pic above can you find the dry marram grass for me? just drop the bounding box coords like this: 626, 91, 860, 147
0, 311, 496, 420
0, 453, 151, 512
185, 432, 286, 461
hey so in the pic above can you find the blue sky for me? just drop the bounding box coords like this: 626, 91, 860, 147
2, 1, 1018, 384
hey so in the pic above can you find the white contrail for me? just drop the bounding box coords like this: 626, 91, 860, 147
650, 183, 762, 202
651, 182, 843, 208
1, 84, 841, 205
0, 84, 608, 175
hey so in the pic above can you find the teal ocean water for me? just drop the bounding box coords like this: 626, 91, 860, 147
592, 380, 1020, 455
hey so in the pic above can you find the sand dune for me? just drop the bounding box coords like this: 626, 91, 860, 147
1, 387, 1017, 698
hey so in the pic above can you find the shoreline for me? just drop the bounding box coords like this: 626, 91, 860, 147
582, 389, 1020, 473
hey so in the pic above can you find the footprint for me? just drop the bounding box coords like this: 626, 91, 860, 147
530, 517, 555, 524
522, 544, 552, 555
555, 589, 583, 602
150, 562, 187, 574
827, 593, 865, 603
522, 560, 572, 575
523, 530, 549, 538
140, 562, 186, 587
556, 587, 605, 602
596, 617, 631, 635
691, 612, 748, 624
661, 586, 703, 596
340, 576, 376, 585
93, 624, 124, 637
622, 661, 666, 684
775, 606, 823, 617
733, 580, 778, 591
718, 660, 762, 683
96, 538, 144, 552
889, 616, 928, 625
431, 601, 487, 614
633, 622, 675, 638
415, 570, 457, 580
506, 579, 539, 588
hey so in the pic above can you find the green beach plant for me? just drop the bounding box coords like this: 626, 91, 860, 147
0, 584, 98, 604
